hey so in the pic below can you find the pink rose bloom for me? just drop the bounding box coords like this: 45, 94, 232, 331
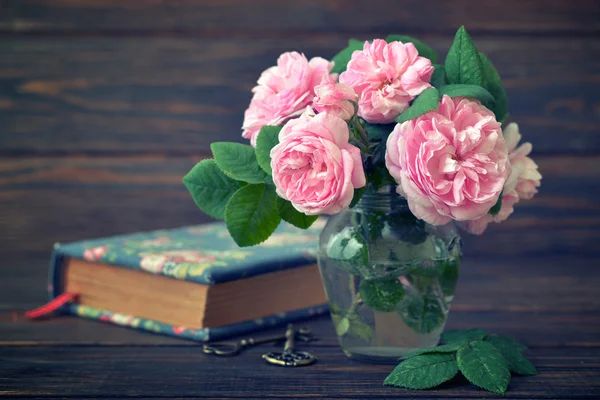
462, 123, 542, 235
313, 74, 358, 121
385, 95, 510, 225
503, 123, 542, 200
270, 110, 366, 215
461, 190, 519, 235
339, 39, 434, 124
242, 52, 332, 146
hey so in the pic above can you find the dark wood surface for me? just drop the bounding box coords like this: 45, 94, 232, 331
1, 0, 599, 398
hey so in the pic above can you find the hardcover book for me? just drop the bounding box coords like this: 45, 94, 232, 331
47, 220, 328, 342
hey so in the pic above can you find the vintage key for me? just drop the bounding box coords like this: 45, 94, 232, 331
203, 327, 315, 356
262, 323, 317, 367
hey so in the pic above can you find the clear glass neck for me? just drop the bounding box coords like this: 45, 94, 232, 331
355, 186, 409, 213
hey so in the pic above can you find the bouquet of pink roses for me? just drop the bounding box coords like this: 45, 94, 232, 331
184, 26, 541, 247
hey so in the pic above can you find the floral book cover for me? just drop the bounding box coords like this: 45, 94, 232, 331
48, 220, 328, 342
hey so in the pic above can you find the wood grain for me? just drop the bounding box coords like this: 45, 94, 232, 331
0, 155, 597, 260
1, 0, 598, 35
0, 345, 598, 398
1, 36, 598, 155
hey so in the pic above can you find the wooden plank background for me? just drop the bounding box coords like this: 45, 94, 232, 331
0, 0, 599, 263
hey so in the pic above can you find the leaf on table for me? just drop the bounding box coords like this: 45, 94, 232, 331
485, 335, 537, 376
384, 353, 459, 389
456, 341, 511, 394
442, 328, 487, 344
401, 342, 464, 359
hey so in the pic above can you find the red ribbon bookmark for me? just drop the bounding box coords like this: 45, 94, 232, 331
25, 292, 79, 319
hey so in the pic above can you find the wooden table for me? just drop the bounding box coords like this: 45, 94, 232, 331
1, 0, 599, 398
1, 253, 599, 399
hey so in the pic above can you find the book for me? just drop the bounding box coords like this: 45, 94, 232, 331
46, 220, 329, 342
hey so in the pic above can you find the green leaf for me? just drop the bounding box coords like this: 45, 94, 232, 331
276, 197, 319, 229
364, 122, 396, 141
349, 187, 365, 209
457, 341, 511, 394
255, 125, 281, 175
386, 35, 438, 63
438, 84, 495, 108
442, 329, 487, 344
384, 353, 459, 389
348, 312, 373, 341
489, 190, 503, 216
359, 276, 405, 312
401, 342, 464, 359
211, 142, 271, 184
436, 258, 460, 297
336, 317, 350, 336
431, 64, 446, 88
395, 87, 440, 123
445, 26, 484, 86
225, 184, 281, 247
488, 334, 528, 352
183, 159, 245, 220
485, 335, 537, 376
326, 227, 369, 272
480, 53, 509, 122
331, 39, 364, 74
398, 291, 446, 334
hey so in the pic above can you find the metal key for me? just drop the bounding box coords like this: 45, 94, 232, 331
262, 324, 317, 367
203, 327, 315, 356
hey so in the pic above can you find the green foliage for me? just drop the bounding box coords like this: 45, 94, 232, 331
480, 53, 509, 122
331, 39, 364, 74
255, 125, 282, 175
398, 291, 446, 334
438, 84, 495, 108
442, 328, 486, 344
211, 142, 271, 184
395, 87, 440, 123
435, 258, 460, 297
386, 35, 438, 63
325, 227, 369, 272
457, 341, 511, 394
276, 197, 318, 229
349, 187, 365, 209
388, 212, 429, 245
329, 303, 373, 341
183, 159, 245, 220
364, 122, 396, 141
431, 64, 446, 88
401, 342, 463, 359
359, 277, 404, 312
224, 184, 281, 247
485, 335, 537, 375
445, 26, 484, 86
384, 353, 458, 389
489, 190, 503, 216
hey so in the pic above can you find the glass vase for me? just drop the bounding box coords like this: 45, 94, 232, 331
317, 187, 462, 363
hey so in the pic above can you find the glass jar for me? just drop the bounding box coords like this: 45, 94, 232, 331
317, 187, 462, 363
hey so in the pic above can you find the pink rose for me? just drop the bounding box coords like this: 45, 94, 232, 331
462, 123, 541, 235
242, 52, 332, 146
270, 110, 366, 215
503, 123, 542, 200
313, 74, 358, 121
339, 39, 434, 124
385, 95, 510, 225
461, 190, 519, 235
